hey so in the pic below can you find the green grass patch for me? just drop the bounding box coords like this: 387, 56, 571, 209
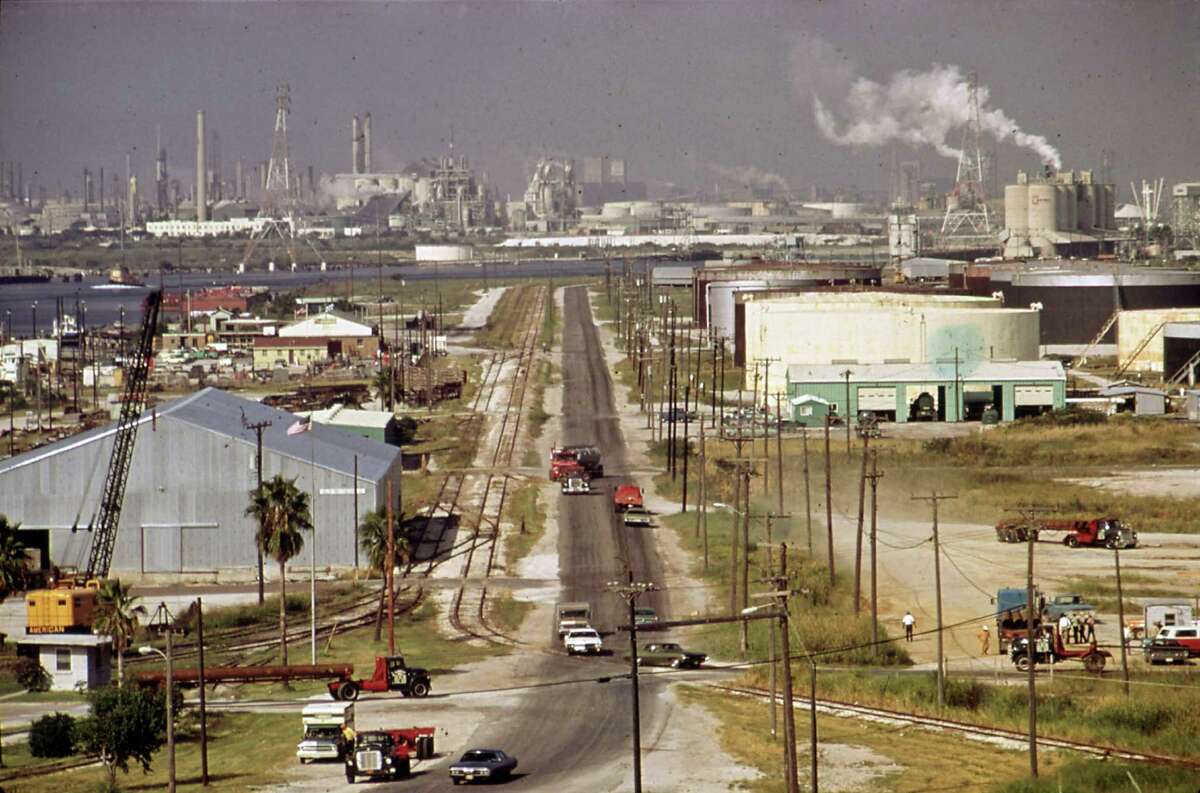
487, 592, 533, 634
501, 482, 547, 574
1056, 574, 1191, 613
990, 756, 1200, 793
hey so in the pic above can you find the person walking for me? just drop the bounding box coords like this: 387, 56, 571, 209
1058, 613, 1073, 644
977, 625, 991, 655
1085, 613, 1097, 644
902, 611, 915, 642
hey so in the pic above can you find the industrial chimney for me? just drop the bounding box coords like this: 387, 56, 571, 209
363, 113, 372, 173
351, 115, 361, 175
196, 110, 208, 222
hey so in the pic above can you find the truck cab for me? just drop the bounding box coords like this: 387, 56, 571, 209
342, 655, 431, 700
345, 730, 410, 783
556, 602, 592, 637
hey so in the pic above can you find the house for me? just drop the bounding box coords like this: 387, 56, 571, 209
17, 634, 113, 691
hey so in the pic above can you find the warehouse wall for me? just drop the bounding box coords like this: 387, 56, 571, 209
1117, 308, 1200, 373
744, 297, 1040, 393
0, 417, 397, 576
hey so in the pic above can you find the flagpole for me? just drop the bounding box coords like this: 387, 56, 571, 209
310, 421, 317, 665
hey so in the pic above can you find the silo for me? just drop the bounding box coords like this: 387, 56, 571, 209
1027, 184, 1057, 232
1055, 185, 1072, 231
1005, 185, 1030, 233
1101, 185, 1116, 230
1078, 184, 1098, 230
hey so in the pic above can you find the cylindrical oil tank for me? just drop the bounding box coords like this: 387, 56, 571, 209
1005, 185, 1030, 233
1077, 184, 1098, 231
1102, 185, 1116, 230
1028, 184, 1057, 232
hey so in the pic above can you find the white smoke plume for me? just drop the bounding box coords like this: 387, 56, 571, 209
809, 62, 1062, 169
707, 163, 791, 195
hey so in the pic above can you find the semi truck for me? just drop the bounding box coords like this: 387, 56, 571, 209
345, 727, 435, 783
994, 587, 1046, 653
995, 517, 1137, 549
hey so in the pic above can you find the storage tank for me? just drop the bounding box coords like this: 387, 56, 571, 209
1027, 184, 1057, 232
1055, 185, 1075, 231
1077, 184, 1098, 231
1005, 185, 1030, 234
1101, 185, 1116, 230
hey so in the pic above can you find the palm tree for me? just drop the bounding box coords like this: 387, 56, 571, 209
359, 508, 410, 641
246, 475, 310, 666
0, 514, 29, 603
92, 579, 147, 687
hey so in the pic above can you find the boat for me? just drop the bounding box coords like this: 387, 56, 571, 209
108, 266, 144, 286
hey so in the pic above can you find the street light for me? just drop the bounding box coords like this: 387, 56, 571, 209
139, 638, 176, 793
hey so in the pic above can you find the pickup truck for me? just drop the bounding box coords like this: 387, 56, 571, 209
613, 484, 644, 512
561, 477, 591, 495
563, 627, 603, 655
1043, 594, 1097, 621
297, 702, 353, 763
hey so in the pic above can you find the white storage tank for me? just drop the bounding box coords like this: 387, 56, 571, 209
1028, 184, 1057, 232
1005, 185, 1030, 234
415, 244, 474, 262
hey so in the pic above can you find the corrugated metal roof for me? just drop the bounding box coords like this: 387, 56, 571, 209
787, 360, 1065, 384
0, 387, 399, 482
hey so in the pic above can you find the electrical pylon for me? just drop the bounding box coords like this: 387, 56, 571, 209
941, 72, 991, 235
243, 82, 305, 270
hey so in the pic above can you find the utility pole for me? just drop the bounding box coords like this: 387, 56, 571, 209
802, 424, 812, 554
853, 434, 870, 612
386, 478, 396, 656
740, 468, 751, 656
697, 419, 708, 571
823, 414, 834, 585
1026, 528, 1038, 779
241, 414, 272, 605
775, 394, 785, 515
608, 579, 658, 793
776, 544, 800, 793
912, 492, 956, 710
196, 598, 209, 786
728, 468, 741, 616
682, 384, 691, 512
841, 368, 852, 456
1114, 547, 1130, 696
867, 453, 883, 651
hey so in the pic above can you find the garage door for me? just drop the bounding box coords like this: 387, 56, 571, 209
857, 387, 896, 411
1014, 385, 1054, 406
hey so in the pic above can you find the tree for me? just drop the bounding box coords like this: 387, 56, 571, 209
0, 514, 30, 603
246, 475, 310, 666
92, 579, 147, 688
75, 684, 167, 789
360, 508, 409, 642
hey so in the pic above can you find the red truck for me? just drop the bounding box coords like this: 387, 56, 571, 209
995, 517, 1137, 549
550, 445, 604, 481
134, 654, 431, 702
613, 484, 644, 513
345, 727, 436, 783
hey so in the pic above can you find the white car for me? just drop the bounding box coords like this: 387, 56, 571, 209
563, 627, 603, 655
561, 477, 591, 495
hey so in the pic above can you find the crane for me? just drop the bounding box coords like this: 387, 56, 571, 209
25, 290, 161, 633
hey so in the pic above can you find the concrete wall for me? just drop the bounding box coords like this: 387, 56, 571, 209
743, 294, 1040, 394
0, 416, 397, 576
1118, 308, 1200, 373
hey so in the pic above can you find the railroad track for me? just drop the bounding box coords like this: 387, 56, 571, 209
450, 286, 546, 645
712, 683, 1200, 771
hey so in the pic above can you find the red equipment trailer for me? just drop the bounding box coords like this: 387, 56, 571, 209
134, 654, 431, 701
995, 517, 1137, 549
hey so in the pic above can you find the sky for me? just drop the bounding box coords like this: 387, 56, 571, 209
0, 0, 1196, 203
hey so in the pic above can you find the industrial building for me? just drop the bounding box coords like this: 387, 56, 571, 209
1172, 183, 1200, 247
0, 388, 401, 577
1002, 169, 1118, 259
738, 291, 1039, 392
1115, 308, 1200, 375
963, 262, 1200, 350
787, 360, 1066, 424
298, 404, 404, 445
576, 155, 647, 206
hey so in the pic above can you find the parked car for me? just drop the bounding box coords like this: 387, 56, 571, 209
660, 407, 697, 422
634, 607, 660, 628
623, 507, 654, 527
1043, 594, 1097, 621
449, 749, 518, 784
563, 627, 603, 655
561, 477, 591, 495
634, 642, 707, 669
1152, 624, 1200, 656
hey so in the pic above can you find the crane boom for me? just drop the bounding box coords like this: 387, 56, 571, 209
84, 289, 161, 580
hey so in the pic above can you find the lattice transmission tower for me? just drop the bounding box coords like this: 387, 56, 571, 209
941, 72, 991, 236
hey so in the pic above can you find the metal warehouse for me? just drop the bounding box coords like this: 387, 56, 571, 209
0, 388, 401, 577
787, 360, 1066, 424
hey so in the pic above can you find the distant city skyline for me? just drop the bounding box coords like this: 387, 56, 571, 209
0, 1, 1196, 203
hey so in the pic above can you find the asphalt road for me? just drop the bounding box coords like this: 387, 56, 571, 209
397, 285, 669, 791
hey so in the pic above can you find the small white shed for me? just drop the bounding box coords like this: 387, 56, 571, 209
17, 634, 113, 691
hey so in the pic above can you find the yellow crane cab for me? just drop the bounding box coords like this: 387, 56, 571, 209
26, 571, 102, 634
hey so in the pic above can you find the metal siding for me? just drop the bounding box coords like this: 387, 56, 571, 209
141, 527, 180, 573
182, 527, 219, 571
1014, 386, 1054, 406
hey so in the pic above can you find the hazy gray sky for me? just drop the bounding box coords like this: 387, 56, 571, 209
0, 1, 1196, 202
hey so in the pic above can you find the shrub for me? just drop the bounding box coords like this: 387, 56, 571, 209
944, 678, 990, 711
1090, 700, 1173, 735
29, 712, 77, 757
14, 655, 50, 691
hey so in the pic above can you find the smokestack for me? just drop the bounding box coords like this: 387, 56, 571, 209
83, 168, 91, 211
196, 110, 208, 221
351, 115, 361, 175
308, 165, 315, 201
16, 162, 22, 204
235, 159, 244, 201
363, 113, 372, 173
99, 167, 104, 210
128, 175, 138, 223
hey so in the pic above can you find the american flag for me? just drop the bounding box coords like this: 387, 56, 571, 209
287, 416, 312, 436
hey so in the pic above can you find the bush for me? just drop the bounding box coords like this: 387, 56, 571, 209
1013, 407, 1107, 428
29, 712, 77, 757
14, 655, 50, 691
